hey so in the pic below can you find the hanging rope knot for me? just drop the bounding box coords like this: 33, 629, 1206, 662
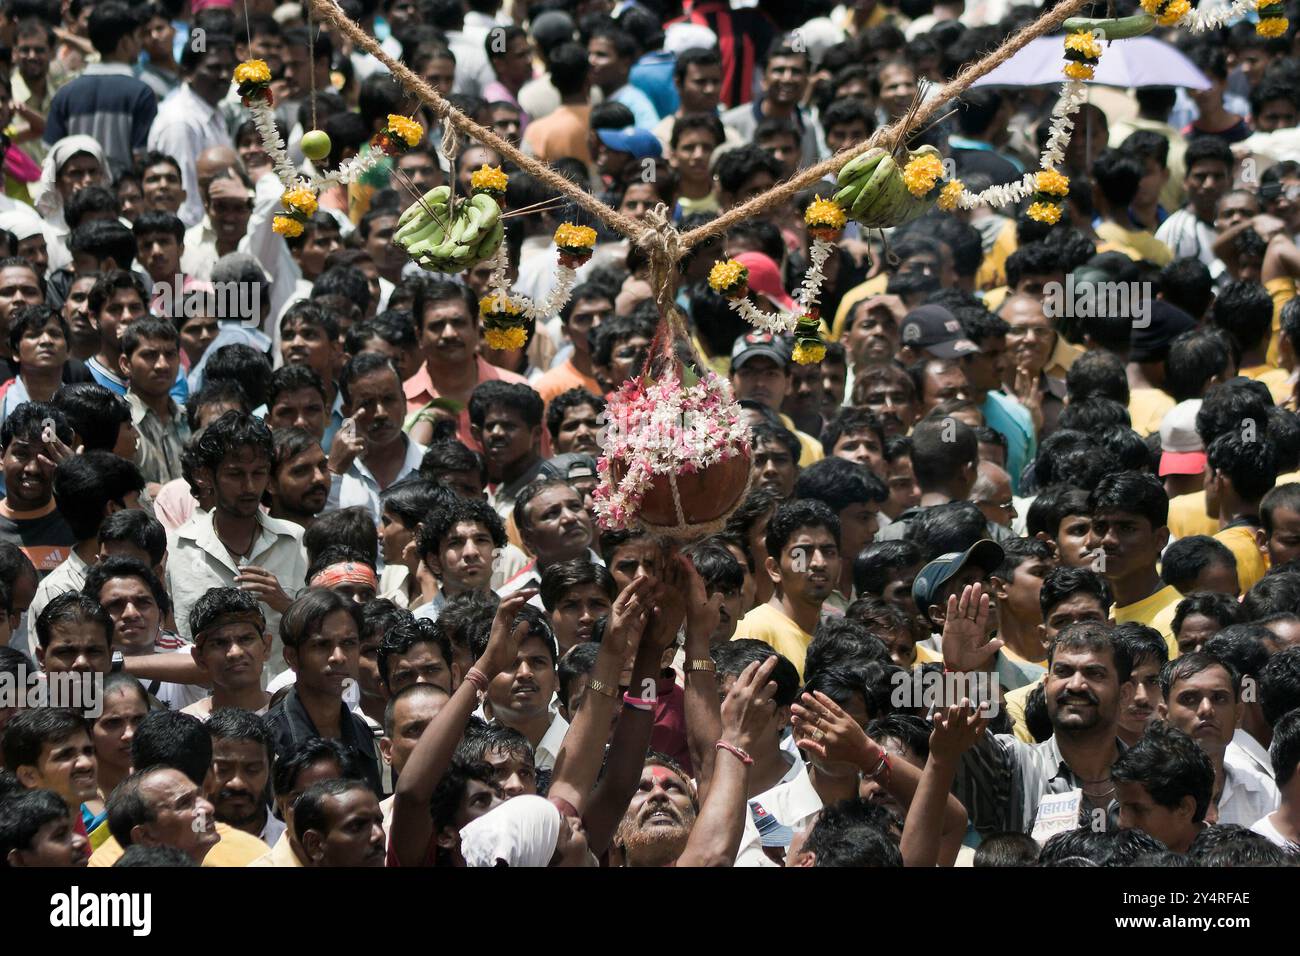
638, 204, 685, 266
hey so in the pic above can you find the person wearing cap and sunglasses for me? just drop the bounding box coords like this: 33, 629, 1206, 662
728, 330, 823, 468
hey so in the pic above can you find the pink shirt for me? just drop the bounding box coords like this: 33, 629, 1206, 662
404, 356, 532, 449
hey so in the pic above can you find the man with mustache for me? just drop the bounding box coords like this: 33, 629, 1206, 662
999, 294, 1064, 439
499, 478, 598, 601
1087, 471, 1181, 657
1159, 652, 1279, 827
293, 778, 387, 867
477, 604, 569, 771
205, 707, 284, 847
853, 364, 920, 439
267, 428, 330, 530
328, 352, 426, 525
946, 587, 1133, 837
469, 381, 545, 524
546, 389, 604, 458
611, 755, 699, 867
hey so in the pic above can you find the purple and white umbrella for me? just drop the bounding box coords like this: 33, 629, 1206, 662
970, 35, 1211, 90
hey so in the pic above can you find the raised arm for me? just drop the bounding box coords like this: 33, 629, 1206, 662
675, 655, 778, 867
900, 701, 986, 868
389, 588, 535, 866
680, 558, 724, 798
579, 562, 698, 855
791, 691, 969, 851
547, 577, 652, 816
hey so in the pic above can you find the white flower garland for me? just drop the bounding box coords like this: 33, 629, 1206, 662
249, 100, 298, 188
729, 235, 836, 333
1186, 0, 1255, 31
483, 244, 579, 323
954, 76, 1090, 210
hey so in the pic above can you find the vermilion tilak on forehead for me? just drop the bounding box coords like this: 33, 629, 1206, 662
649, 766, 680, 787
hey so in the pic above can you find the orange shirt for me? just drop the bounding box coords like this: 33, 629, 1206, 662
533, 358, 603, 408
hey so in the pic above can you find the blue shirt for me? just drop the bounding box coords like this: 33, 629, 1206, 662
87, 358, 188, 404
630, 51, 678, 119
611, 83, 661, 130
981, 390, 1036, 495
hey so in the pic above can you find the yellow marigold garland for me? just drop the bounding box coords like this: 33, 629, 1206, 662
480, 294, 527, 350
372, 115, 425, 156
938, 179, 965, 211
554, 222, 597, 267
273, 215, 304, 238
1140, 0, 1190, 26
708, 259, 749, 299
1062, 30, 1101, 81
470, 164, 509, 198
1257, 3, 1288, 36
1026, 202, 1063, 225
791, 315, 826, 365
234, 59, 273, 106
804, 195, 847, 241
281, 185, 318, 218
902, 153, 945, 198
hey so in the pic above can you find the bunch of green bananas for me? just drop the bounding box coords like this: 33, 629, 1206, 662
833, 145, 940, 229
395, 187, 505, 274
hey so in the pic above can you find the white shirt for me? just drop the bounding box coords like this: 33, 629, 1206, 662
181, 215, 219, 281
26, 548, 90, 647
534, 710, 570, 772
1249, 811, 1300, 850
148, 83, 235, 229
240, 171, 302, 331
1231, 727, 1274, 780
166, 509, 307, 680
325, 436, 427, 525
1154, 207, 1225, 281
1218, 741, 1281, 827
734, 752, 823, 867
259, 811, 287, 848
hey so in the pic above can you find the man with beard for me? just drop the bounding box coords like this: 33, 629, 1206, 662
205, 707, 284, 847
469, 381, 545, 523
611, 754, 699, 866
733, 500, 841, 681
838, 294, 905, 382
853, 365, 920, 439
945, 589, 1133, 837
293, 779, 387, 867
328, 352, 425, 524
267, 428, 330, 529
546, 388, 604, 457
1158, 652, 1279, 827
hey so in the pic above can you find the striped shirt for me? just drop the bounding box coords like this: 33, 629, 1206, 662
44, 63, 157, 178
953, 732, 1125, 838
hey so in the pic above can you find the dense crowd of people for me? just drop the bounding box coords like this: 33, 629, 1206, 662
2, 0, 1300, 869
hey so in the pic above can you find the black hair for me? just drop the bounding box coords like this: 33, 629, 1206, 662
711, 639, 800, 707
1092, 148, 1143, 209
380, 477, 453, 532
993, 536, 1053, 582
419, 440, 488, 489
1196, 380, 1272, 448
1262, 482, 1300, 537
416, 494, 506, 558
539, 558, 615, 613
206, 707, 274, 767
793, 457, 887, 516
203, 345, 273, 408
50, 383, 131, 452
1088, 470, 1168, 529
764, 498, 840, 561
1065, 349, 1129, 405
1048, 621, 1131, 684
1207, 425, 1279, 504
467, 602, 557, 666
69, 216, 134, 263
545, 388, 605, 443
908, 416, 977, 491
1161, 536, 1238, 593
973, 831, 1041, 867
1111, 720, 1215, 823
376, 618, 454, 691
1270, 708, 1300, 788
6, 304, 67, 359
1259, 646, 1300, 726
853, 540, 922, 599
0, 787, 75, 863
346, 312, 417, 355
468, 379, 544, 430
913, 501, 988, 562
801, 797, 903, 866
1, 708, 88, 771
1157, 259, 1215, 324
303, 507, 379, 568
820, 406, 886, 457
1038, 565, 1113, 619
272, 737, 364, 799
305, 544, 377, 586
1160, 651, 1241, 704
34, 591, 110, 651
83, 554, 170, 616
131, 710, 212, 786
1243, 573, 1300, 621
1211, 280, 1275, 355
0, 401, 71, 452
188, 586, 265, 643
279, 588, 364, 651
1165, 329, 1229, 403
50, 451, 143, 542
714, 145, 783, 198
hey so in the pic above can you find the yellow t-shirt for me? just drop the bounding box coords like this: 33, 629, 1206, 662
1129, 386, 1176, 437
1113, 584, 1181, 659
1095, 222, 1173, 266
1239, 364, 1292, 407
1265, 277, 1295, 369
913, 644, 941, 666
778, 413, 825, 468
1215, 524, 1268, 592
733, 602, 815, 680
1169, 489, 1220, 539
88, 822, 271, 867
1004, 677, 1038, 743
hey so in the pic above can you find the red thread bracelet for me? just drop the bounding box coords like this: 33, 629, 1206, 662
622, 692, 654, 711
464, 667, 489, 692
715, 739, 753, 765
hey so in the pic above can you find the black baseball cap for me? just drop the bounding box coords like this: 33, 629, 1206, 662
899, 305, 979, 359
912, 539, 1005, 628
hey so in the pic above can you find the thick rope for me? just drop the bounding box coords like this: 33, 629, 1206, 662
678, 0, 1093, 250
305, 0, 647, 241
309, 0, 1090, 260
